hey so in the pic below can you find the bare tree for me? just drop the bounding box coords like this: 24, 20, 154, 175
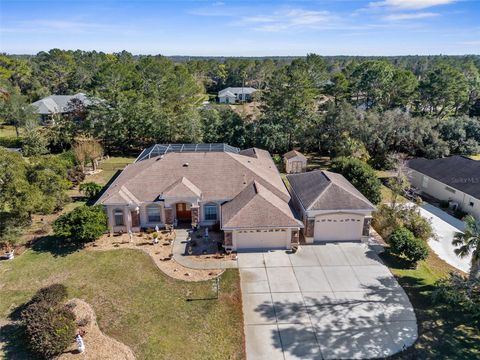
73, 137, 103, 172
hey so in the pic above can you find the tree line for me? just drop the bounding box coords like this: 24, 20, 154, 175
0, 50, 479, 163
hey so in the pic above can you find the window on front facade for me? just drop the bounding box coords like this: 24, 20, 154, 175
147, 205, 161, 223
114, 209, 124, 226
204, 204, 218, 221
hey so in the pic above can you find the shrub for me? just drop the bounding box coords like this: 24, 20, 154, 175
31, 284, 68, 306
373, 204, 433, 242
53, 205, 108, 244
21, 284, 76, 359
330, 157, 382, 204
389, 227, 429, 265
79, 182, 103, 200
439, 200, 449, 208
433, 273, 480, 322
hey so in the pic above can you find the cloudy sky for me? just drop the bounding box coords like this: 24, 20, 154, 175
0, 0, 479, 55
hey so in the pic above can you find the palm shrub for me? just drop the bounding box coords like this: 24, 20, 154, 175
389, 226, 429, 266
452, 215, 480, 281
53, 205, 108, 244
21, 284, 76, 359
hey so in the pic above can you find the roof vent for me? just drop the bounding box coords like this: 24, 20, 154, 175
183, 162, 189, 167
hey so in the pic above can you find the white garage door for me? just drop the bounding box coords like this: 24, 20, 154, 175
314, 214, 363, 242
236, 229, 289, 250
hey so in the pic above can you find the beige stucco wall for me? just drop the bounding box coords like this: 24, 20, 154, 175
410, 169, 480, 219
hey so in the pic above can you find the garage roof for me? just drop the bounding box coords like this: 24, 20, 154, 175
222, 181, 303, 229
287, 170, 376, 211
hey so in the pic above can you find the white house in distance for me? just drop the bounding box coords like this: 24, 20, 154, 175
218, 87, 257, 104
31, 93, 92, 123
408, 156, 480, 219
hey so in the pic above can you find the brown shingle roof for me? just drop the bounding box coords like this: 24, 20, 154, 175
97, 148, 290, 205
287, 170, 375, 211
284, 150, 307, 161
221, 181, 303, 229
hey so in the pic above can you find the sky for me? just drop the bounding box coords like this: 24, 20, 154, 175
0, 0, 479, 56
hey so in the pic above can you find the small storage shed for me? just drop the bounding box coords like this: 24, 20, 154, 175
283, 150, 307, 174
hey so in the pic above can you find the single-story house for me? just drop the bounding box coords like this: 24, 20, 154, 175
218, 87, 256, 104
408, 156, 480, 219
97, 144, 303, 250
287, 170, 376, 243
31, 93, 92, 123
284, 150, 307, 174
97, 144, 376, 250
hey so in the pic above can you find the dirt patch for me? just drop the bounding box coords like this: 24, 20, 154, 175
87, 233, 223, 281
59, 299, 135, 360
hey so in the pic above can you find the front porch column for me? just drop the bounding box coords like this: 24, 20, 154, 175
191, 206, 199, 227
164, 207, 174, 225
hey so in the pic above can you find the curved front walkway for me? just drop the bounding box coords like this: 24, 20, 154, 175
240, 243, 417, 360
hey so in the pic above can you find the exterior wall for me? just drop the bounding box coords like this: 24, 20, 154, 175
284, 156, 307, 174
219, 95, 235, 104
410, 169, 480, 219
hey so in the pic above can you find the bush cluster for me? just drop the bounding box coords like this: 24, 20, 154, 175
53, 205, 108, 244
388, 227, 429, 265
20, 284, 76, 359
433, 273, 480, 322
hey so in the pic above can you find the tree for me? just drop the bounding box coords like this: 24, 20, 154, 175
21, 121, 49, 157
325, 72, 350, 104
21, 284, 76, 359
79, 182, 103, 200
53, 205, 108, 244
389, 227, 429, 266
330, 157, 382, 204
73, 137, 104, 171
418, 64, 469, 116
453, 215, 480, 281
0, 87, 38, 138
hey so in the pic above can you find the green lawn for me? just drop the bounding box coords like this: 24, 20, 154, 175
86, 156, 135, 186
0, 240, 244, 360
471, 154, 480, 161
382, 251, 480, 359
0, 124, 22, 147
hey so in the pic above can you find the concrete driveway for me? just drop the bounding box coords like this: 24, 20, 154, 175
239, 243, 417, 360
417, 203, 470, 273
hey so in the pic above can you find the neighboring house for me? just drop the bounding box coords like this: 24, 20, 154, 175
284, 150, 307, 174
408, 156, 480, 219
31, 93, 92, 123
96, 144, 303, 251
287, 170, 376, 243
218, 87, 256, 104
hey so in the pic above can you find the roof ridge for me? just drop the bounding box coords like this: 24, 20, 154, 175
323, 171, 374, 206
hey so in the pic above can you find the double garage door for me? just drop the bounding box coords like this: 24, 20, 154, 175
314, 214, 363, 242
235, 229, 289, 250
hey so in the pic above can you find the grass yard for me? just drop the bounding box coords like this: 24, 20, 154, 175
0, 124, 22, 147
86, 156, 135, 186
0, 239, 244, 360
471, 154, 480, 161
383, 251, 480, 359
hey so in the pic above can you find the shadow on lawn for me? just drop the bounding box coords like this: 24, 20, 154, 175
30, 235, 83, 257
0, 322, 40, 360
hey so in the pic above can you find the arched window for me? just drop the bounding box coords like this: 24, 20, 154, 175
204, 203, 218, 221
147, 204, 161, 223
114, 209, 124, 226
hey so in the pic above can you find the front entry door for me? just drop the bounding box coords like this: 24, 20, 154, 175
175, 203, 192, 221
131, 211, 140, 227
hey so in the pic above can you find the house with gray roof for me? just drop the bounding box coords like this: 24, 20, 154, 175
287, 170, 376, 243
408, 156, 480, 219
31, 93, 93, 123
218, 87, 257, 104
97, 144, 375, 250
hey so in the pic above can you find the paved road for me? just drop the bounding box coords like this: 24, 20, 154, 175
416, 203, 470, 273
239, 243, 417, 360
